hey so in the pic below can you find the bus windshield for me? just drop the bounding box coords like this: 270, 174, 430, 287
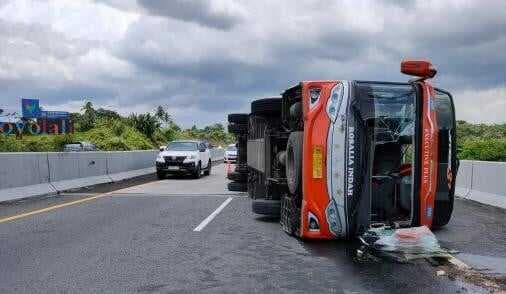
356, 82, 417, 226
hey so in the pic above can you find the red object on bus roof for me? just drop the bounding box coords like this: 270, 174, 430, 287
401, 60, 437, 78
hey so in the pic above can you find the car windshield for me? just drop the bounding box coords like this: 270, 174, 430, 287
166, 142, 198, 151
226, 146, 237, 151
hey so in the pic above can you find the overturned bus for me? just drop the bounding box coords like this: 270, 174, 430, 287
230, 60, 458, 239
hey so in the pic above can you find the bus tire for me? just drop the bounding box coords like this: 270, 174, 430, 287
252, 199, 280, 216
227, 172, 248, 183
228, 123, 248, 134
228, 181, 247, 192
251, 98, 282, 117
286, 131, 303, 195
228, 113, 249, 124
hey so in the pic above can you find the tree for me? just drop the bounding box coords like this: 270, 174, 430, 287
79, 101, 97, 132
155, 106, 172, 127
96, 108, 121, 120
128, 113, 161, 140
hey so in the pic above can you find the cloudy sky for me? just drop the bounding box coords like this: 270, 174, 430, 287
0, 0, 505, 126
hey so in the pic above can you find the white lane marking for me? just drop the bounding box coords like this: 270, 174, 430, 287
193, 197, 233, 232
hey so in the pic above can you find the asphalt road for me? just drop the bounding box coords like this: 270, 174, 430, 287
0, 163, 504, 293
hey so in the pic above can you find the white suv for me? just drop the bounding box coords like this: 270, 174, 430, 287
224, 144, 238, 163
155, 140, 212, 179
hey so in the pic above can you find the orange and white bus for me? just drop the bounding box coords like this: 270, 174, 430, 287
235, 60, 458, 239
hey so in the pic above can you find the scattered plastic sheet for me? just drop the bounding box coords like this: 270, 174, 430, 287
358, 226, 451, 263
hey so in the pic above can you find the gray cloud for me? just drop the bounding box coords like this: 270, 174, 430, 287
0, 0, 505, 126
136, 0, 242, 30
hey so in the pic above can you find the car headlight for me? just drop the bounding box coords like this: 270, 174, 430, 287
156, 154, 164, 162
187, 154, 196, 160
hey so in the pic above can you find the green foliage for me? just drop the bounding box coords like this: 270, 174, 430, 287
456, 121, 506, 161
0, 134, 72, 152
104, 137, 130, 151
78, 101, 97, 132
457, 121, 506, 142
160, 124, 179, 142
112, 120, 126, 136
76, 119, 154, 151
155, 105, 172, 126
127, 113, 161, 140
96, 108, 121, 120
177, 123, 234, 146
459, 139, 506, 161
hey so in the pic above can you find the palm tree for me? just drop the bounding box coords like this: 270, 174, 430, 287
128, 113, 161, 140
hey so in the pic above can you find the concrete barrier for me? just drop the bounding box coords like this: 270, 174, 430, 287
0, 150, 158, 202
47, 152, 111, 191
455, 160, 506, 209
0, 153, 56, 202
107, 151, 157, 182
210, 148, 225, 162
0, 148, 225, 203
455, 160, 473, 197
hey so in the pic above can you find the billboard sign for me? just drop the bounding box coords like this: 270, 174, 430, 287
21, 99, 41, 118
41, 111, 70, 119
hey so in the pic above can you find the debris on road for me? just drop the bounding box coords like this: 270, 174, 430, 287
358, 226, 451, 263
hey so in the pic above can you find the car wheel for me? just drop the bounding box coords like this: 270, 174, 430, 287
193, 162, 201, 179
156, 171, 166, 180
204, 160, 211, 176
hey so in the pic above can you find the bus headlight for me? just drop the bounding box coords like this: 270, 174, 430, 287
326, 200, 342, 236
326, 83, 344, 122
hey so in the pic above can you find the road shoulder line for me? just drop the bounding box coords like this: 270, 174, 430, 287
0, 192, 113, 224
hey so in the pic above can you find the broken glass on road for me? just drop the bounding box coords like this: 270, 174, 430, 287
358, 226, 451, 263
